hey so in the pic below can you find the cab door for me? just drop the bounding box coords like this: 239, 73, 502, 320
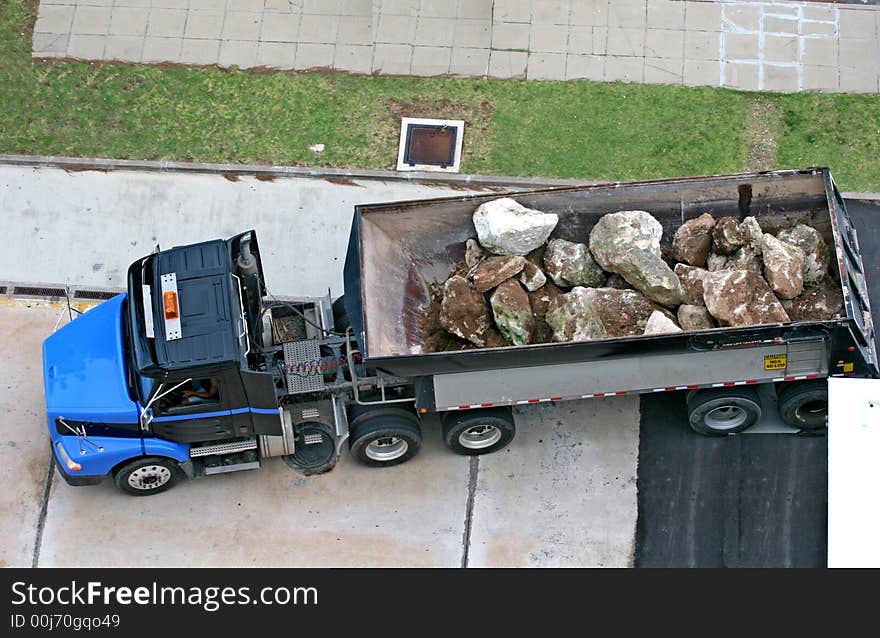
146, 371, 245, 443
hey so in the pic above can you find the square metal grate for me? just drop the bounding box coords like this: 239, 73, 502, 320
283, 339, 326, 395
396, 117, 464, 173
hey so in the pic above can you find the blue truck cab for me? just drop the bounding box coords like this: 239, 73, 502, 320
42, 231, 330, 495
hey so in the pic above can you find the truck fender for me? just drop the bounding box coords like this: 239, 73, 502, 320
142, 437, 190, 464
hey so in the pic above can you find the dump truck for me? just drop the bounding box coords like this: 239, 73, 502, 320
42, 167, 878, 495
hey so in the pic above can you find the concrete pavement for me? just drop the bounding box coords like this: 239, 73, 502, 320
31, 0, 880, 93
0, 162, 642, 567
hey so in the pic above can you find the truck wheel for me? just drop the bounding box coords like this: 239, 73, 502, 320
441, 407, 516, 456
282, 422, 338, 475
777, 380, 828, 431
113, 457, 181, 496
348, 408, 421, 467
687, 388, 762, 436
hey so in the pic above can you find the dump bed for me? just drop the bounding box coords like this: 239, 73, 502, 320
343, 168, 877, 378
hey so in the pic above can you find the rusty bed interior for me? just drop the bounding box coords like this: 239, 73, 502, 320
355, 170, 838, 360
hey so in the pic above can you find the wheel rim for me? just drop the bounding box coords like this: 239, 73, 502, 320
365, 436, 408, 462
459, 424, 502, 450
704, 405, 748, 430
127, 465, 172, 490
795, 400, 827, 425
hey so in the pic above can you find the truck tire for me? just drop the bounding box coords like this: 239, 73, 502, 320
441, 407, 516, 456
282, 421, 338, 475
777, 380, 828, 431
348, 408, 422, 467
113, 457, 182, 496
687, 388, 762, 436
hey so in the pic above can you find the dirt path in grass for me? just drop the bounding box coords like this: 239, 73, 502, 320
745, 99, 782, 172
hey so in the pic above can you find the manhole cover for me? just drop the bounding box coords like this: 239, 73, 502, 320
396, 117, 464, 173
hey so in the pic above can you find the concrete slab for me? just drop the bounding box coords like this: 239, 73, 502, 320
0, 165, 480, 297
468, 397, 640, 567
38, 414, 471, 567
0, 301, 68, 566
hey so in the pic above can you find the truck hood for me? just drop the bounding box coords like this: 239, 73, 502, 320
43, 294, 139, 423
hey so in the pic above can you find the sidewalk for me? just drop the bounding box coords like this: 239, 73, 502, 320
32, 0, 880, 93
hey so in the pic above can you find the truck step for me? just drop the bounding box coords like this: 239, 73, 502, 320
190, 438, 258, 457
203, 460, 261, 475
283, 339, 327, 394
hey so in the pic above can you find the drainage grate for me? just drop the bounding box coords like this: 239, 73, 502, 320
74, 289, 119, 300
404, 125, 457, 168
13, 286, 67, 298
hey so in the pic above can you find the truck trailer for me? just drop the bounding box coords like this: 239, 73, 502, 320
42, 167, 877, 495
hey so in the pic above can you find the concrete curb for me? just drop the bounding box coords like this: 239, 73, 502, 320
1, 153, 878, 200
0, 153, 588, 190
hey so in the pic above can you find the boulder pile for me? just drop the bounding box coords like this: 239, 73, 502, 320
427, 197, 842, 350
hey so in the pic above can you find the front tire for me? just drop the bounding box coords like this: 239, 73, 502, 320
687, 388, 762, 436
777, 380, 828, 431
348, 407, 422, 467
113, 457, 181, 496
441, 407, 516, 456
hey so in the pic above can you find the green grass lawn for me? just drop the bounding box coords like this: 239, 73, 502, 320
2, 0, 879, 191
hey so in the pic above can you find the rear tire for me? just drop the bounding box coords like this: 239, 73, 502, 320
348, 407, 422, 467
113, 457, 182, 496
777, 380, 828, 431
441, 407, 516, 456
687, 388, 762, 436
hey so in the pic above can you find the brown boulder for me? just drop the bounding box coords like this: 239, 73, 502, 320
439, 276, 493, 346
712, 216, 744, 255
674, 263, 708, 306
672, 212, 716, 267
528, 280, 563, 343
472, 255, 526, 293
677, 304, 716, 331
703, 270, 790, 327
762, 234, 805, 299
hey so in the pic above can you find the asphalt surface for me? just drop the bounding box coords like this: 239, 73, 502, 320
635, 198, 880, 567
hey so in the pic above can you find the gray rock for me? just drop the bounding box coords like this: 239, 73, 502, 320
519, 261, 547, 292
741, 216, 763, 252
672, 212, 715, 267
543, 238, 605, 288
703, 270, 790, 327
545, 286, 660, 342
473, 197, 559, 256
706, 252, 730, 271
781, 279, 844, 322
439, 276, 493, 347
712, 216, 744, 255
777, 224, 830, 285
546, 287, 607, 342
589, 211, 683, 307
490, 279, 534, 346
677, 304, 715, 331
464, 238, 485, 270
674, 263, 708, 306
762, 234, 806, 299
472, 255, 526, 293
643, 310, 683, 335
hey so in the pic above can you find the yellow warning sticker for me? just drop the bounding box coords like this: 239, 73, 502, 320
764, 354, 787, 371
843, 362, 854, 373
